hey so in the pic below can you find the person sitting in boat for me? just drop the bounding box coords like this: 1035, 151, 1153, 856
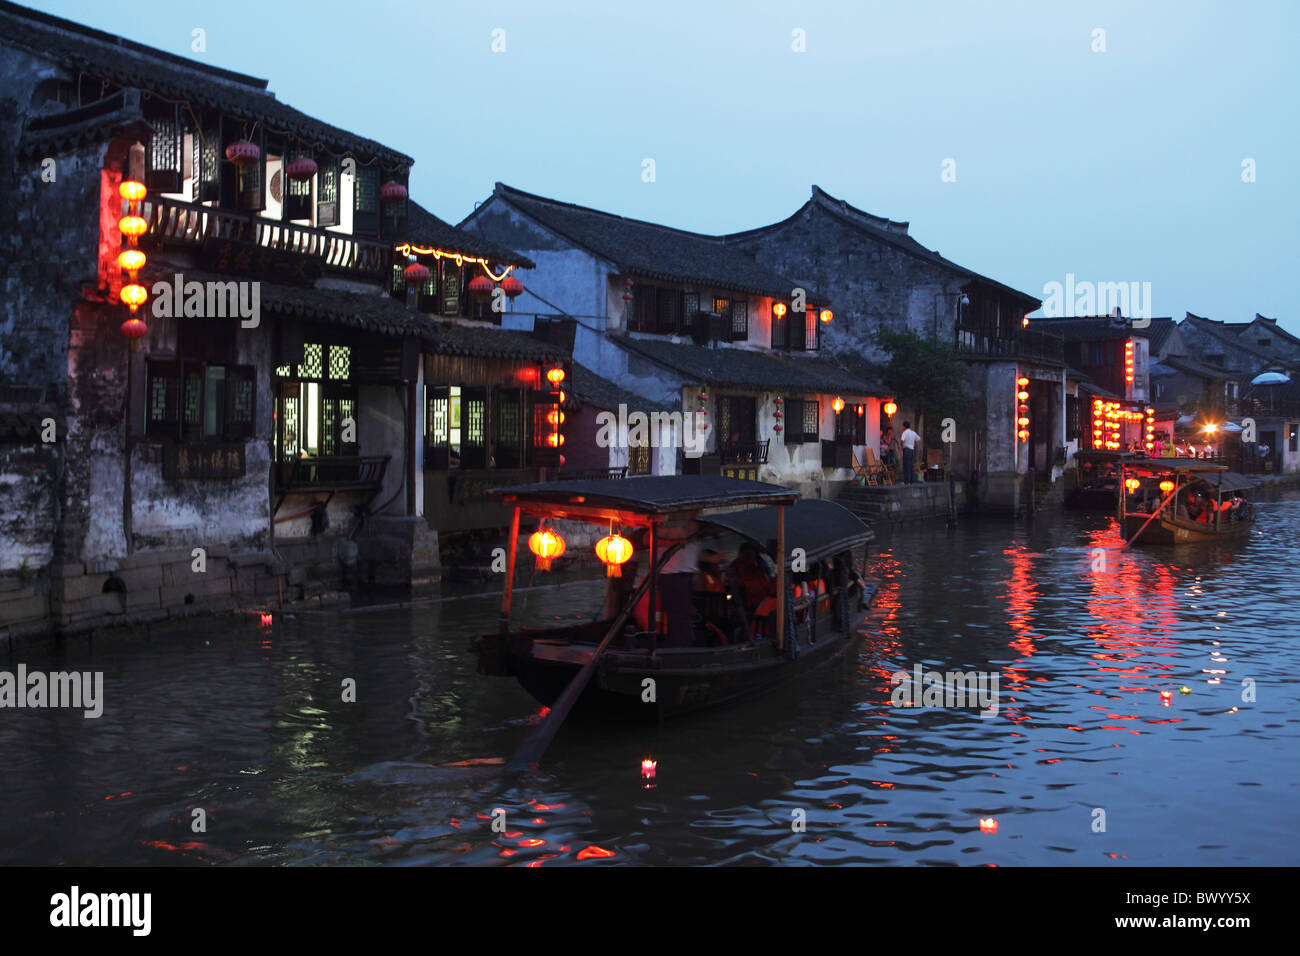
728, 543, 776, 641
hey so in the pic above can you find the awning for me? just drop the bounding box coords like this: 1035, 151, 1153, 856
702, 498, 873, 563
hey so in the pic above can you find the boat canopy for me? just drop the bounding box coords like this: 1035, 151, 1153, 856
701, 499, 873, 564
1074, 450, 1132, 462
490, 476, 799, 524
1123, 458, 1229, 473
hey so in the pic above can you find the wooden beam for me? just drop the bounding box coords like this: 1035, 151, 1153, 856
776, 503, 786, 650
500, 505, 520, 633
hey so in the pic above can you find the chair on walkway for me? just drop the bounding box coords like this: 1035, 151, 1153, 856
865, 447, 894, 485
853, 449, 881, 485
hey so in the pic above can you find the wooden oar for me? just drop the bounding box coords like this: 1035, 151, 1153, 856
506, 542, 683, 773
1120, 485, 1182, 550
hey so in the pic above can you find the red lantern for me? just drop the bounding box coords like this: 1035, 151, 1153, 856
403, 263, 430, 286
380, 181, 408, 204
120, 317, 148, 339
468, 275, 494, 298
284, 157, 318, 181
528, 528, 566, 571
622, 292, 633, 302
624, 278, 635, 289
501, 276, 523, 298
118, 180, 147, 202
883, 401, 898, 417
120, 283, 148, 312
773, 423, 783, 433
546, 367, 566, 386
225, 140, 260, 166
595, 533, 634, 577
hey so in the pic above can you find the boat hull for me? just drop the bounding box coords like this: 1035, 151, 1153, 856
479, 588, 877, 720
1122, 512, 1254, 544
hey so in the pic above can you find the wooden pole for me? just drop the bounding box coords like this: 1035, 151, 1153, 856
500, 505, 520, 634
647, 521, 658, 652
776, 504, 786, 651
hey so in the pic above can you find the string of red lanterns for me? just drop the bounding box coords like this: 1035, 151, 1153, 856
1016, 377, 1030, 441
118, 176, 149, 339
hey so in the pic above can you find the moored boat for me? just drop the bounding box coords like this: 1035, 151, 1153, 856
472, 476, 878, 720
1117, 459, 1257, 545
1064, 450, 1131, 512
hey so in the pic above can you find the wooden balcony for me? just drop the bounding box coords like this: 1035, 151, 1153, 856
721, 439, 770, 465
141, 195, 390, 279
956, 327, 1066, 365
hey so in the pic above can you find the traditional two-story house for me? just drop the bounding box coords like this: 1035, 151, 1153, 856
0, 1, 566, 638
720, 186, 1063, 510
459, 183, 886, 495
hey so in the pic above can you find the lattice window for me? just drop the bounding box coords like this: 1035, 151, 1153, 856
182, 367, 203, 440
317, 160, 340, 227
280, 389, 300, 461
299, 343, 323, 379
147, 107, 182, 192
328, 345, 350, 381
354, 164, 378, 212
338, 397, 356, 451
465, 395, 485, 446
683, 292, 700, 323
228, 372, 254, 432
391, 264, 404, 294
657, 290, 680, 334
274, 364, 291, 377
630, 444, 651, 475
803, 400, 820, 439
731, 300, 748, 340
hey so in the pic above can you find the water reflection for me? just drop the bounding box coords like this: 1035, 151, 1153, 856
1, 500, 1298, 865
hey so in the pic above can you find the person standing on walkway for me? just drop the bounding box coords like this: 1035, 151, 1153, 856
900, 421, 921, 484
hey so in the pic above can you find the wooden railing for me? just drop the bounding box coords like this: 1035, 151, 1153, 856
956, 327, 1065, 364
722, 440, 770, 464
278, 455, 390, 493
141, 195, 390, 278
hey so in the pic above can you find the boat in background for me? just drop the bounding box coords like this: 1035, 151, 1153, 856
471, 476, 877, 720
1118, 459, 1257, 544
1065, 450, 1132, 512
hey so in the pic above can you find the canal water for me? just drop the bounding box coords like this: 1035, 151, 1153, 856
3, 499, 1299, 866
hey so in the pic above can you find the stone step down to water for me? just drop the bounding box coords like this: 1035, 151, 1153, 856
837, 480, 967, 524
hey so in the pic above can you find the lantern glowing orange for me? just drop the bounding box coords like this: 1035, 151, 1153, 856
819, 308, 833, 324
546, 410, 565, 427
1017, 429, 1029, 440
528, 528, 566, 571
120, 283, 148, 312
546, 367, 565, 386
1125, 478, 1141, 493
545, 432, 565, 448
119, 215, 147, 238
1017, 377, 1029, 387
832, 396, 845, 414
773, 302, 787, 318
595, 533, 633, 577
1159, 480, 1175, 493
1017, 390, 1029, 402
883, 401, 898, 416
117, 248, 146, 275
640, 758, 657, 780
119, 180, 147, 202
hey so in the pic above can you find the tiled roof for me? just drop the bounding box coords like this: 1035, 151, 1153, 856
1031, 316, 1141, 342
137, 265, 567, 361
1179, 313, 1278, 365
1, 0, 412, 166
614, 338, 885, 395
1158, 355, 1236, 381
1131, 316, 1179, 355
723, 186, 1041, 307
570, 362, 673, 415
405, 201, 535, 270
483, 183, 829, 302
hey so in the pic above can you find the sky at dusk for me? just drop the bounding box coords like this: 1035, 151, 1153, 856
28, 0, 1300, 330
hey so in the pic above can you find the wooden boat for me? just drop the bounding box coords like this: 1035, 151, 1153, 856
1064, 450, 1131, 512
1118, 458, 1257, 544
472, 476, 877, 720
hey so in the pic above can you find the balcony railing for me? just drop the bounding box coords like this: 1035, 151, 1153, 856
141, 195, 390, 278
956, 327, 1066, 365
721, 440, 769, 464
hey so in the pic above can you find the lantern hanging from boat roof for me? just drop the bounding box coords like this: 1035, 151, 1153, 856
468, 274, 494, 298
1125, 477, 1141, 493
501, 275, 523, 298
528, 526, 566, 571
595, 531, 634, 577
1159, 479, 1175, 493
